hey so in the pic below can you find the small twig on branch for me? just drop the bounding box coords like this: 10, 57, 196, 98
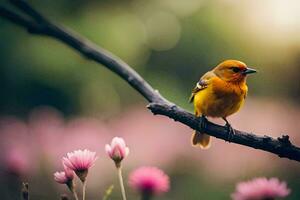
0, 0, 300, 162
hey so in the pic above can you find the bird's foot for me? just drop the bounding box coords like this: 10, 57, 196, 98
198, 116, 208, 130
225, 122, 235, 142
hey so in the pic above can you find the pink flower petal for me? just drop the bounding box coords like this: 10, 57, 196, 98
231, 177, 291, 200
128, 166, 170, 195
105, 137, 129, 163
62, 149, 97, 172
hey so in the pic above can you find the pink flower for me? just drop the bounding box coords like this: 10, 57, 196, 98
54, 164, 75, 190
105, 137, 129, 167
128, 166, 170, 197
231, 177, 291, 200
62, 149, 97, 182
4, 148, 30, 176
54, 171, 70, 184
63, 163, 75, 180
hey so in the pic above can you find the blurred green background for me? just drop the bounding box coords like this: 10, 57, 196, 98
1, 0, 300, 199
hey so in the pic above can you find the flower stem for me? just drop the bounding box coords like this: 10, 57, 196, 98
82, 181, 87, 200
67, 181, 79, 200
117, 167, 127, 200
141, 192, 152, 200
72, 189, 79, 200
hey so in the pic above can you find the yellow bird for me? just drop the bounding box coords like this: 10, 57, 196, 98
189, 60, 257, 149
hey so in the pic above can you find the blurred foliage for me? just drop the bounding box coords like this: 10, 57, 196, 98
1, 0, 300, 117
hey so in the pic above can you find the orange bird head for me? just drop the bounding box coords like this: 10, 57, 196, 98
213, 60, 257, 82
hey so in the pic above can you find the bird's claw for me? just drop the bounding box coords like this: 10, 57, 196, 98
225, 123, 235, 142
199, 116, 208, 130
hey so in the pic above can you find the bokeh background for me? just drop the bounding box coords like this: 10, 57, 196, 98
1, 0, 300, 199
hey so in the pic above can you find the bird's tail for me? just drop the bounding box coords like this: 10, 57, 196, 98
191, 131, 211, 149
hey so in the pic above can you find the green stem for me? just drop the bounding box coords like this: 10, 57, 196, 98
72, 189, 79, 200
67, 181, 79, 200
141, 192, 152, 200
117, 167, 127, 200
82, 181, 87, 200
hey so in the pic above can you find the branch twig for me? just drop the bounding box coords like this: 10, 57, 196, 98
1, 0, 300, 162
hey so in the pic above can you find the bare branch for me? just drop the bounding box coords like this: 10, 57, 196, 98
9, 0, 47, 23
1, 1, 166, 103
1, 0, 300, 162
148, 102, 300, 162
0, 6, 37, 30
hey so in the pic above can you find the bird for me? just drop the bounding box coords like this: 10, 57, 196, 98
189, 60, 257, 149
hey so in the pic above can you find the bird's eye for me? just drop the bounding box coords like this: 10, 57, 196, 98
231, 67, 240, 73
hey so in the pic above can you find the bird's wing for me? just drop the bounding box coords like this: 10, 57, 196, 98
189, 71, 215, 103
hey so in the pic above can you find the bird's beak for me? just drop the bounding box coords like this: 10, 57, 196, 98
242, 67, 257, 75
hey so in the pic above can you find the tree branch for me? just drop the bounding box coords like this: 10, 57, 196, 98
1, 0, 300, 162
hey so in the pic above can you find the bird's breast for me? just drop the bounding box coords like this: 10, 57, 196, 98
194, 78, 247, 118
